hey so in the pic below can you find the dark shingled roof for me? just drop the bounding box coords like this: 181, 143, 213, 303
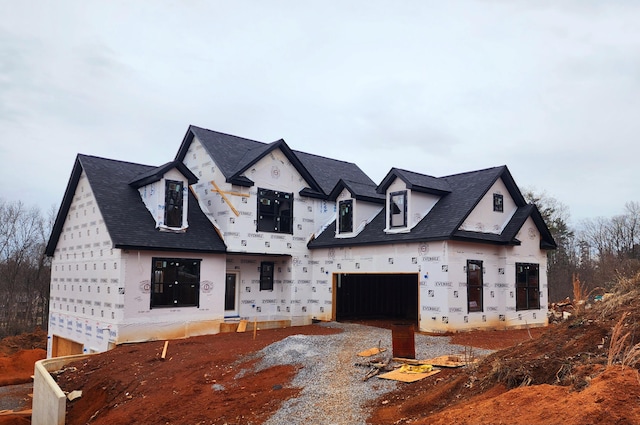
378, 168, 452, 195
328, 179, 385, 203
46, 154, 227, 256
309, 166, 557, 249
175, 125, 376, 197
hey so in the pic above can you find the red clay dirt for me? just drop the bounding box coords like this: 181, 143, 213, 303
0, 329, 47, 424
0, 328, 47, 386
6, 294, 640, 425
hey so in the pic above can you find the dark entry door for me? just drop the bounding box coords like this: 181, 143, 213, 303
225, 273, 238, 316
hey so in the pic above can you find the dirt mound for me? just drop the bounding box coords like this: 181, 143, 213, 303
0, 329, 47, 385
0, 328, 47, 356
369, 278, 640, 425
0, 348, 47, 386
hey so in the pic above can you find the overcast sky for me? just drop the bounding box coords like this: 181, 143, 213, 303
1, 1, 639, 225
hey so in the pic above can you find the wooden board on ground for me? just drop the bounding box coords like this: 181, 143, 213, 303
0, 409, 32, 417
378, 368, 441, 383
422, 355, 472, 368
358, 347, 387, 357
237, 320, 248, 332
393, 355, 474, 368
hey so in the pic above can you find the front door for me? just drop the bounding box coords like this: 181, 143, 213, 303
224, 272, 239, 317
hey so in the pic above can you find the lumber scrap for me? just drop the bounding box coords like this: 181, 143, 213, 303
358, 347, 387, 357
0, 409, 32, 417
378, 368, 441, 383
161, 341, 169, 359
237, 320, 248, 332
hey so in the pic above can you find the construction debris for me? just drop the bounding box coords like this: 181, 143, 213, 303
161, 341, 169, 360
67, 390, 83, 401
358, 341, 387, 357
0, 409, 33, 417
378, 367, 441, 383
355, 356, 394, 381
237, 320, 248, 332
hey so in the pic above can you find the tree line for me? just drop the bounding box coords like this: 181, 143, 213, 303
0, 199, 52, 338
525, 191, 640, 303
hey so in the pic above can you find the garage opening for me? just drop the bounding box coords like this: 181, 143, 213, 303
334, 273, 418, 324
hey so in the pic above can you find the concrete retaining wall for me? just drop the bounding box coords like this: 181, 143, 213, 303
32, 354, 91, 425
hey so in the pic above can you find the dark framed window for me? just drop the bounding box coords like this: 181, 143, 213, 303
257, 189, 293, 234
338, 199, 353, 233
165, 180, 184, 227
467, 260, 483, 313
516, 263, 540, 310
389, 191, 407, 228
151, 258, 200, 308
260, 261, 274, 291
493, 193, 504, 212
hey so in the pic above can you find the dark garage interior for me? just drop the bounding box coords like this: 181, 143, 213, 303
335, 273, 419, 324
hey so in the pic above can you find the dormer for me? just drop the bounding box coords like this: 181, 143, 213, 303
328, 179, 384, 238
129, 161, 198, 231
377, 168, 451, 233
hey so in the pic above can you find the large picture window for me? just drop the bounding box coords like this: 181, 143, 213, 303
165, 180, 184, 227
338, 199, 353, 233
516, 263, 540, 310
389, 191, 407, 228
151, 258, 200, 308
467, 260, 483, 313
257, 189, 293, 234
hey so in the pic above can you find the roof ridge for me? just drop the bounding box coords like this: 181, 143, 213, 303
189, 125, 267, 145
440, 165, 506, 179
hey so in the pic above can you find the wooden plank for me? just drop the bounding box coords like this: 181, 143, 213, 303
161, 341, 169, 359
211, 180, 240, 216
422, 355, 474, 368
377, 368, 441, 383
0, 409, 32, 417
237, 320, 248, 332
358, 347, 387, 357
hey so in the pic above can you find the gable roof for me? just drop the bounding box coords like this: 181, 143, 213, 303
309, 166, 556, 249
377, 168, 452, 195
128, 160, 198, 188
328, 179, 385, 204
46, 154, 227, 256
175, 125, 376, 197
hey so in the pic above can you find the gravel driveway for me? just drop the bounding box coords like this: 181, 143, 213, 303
239, 322, 492, 425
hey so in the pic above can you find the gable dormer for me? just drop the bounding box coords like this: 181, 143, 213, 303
129, 161, 198, 231
328, 179, 384, 238
377, 168, 451, 233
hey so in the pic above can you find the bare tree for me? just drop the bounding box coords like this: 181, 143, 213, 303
522, 188, 577, 302
0, 199, 52, 338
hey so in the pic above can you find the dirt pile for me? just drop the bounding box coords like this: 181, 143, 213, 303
0, 329, 47, 424
368, 275, 640, 425
0, 328, 47, 385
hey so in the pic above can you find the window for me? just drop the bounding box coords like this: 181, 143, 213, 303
257, 189, 293, 234
467, 260, 483, 312
151, 258, 200, 308
389, 191, 407, 228
516, 263, 540, 310
165, 180, 184, 227
338, 199, 353, 233
493, 193, 503, 212
260, 261, 274, 291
